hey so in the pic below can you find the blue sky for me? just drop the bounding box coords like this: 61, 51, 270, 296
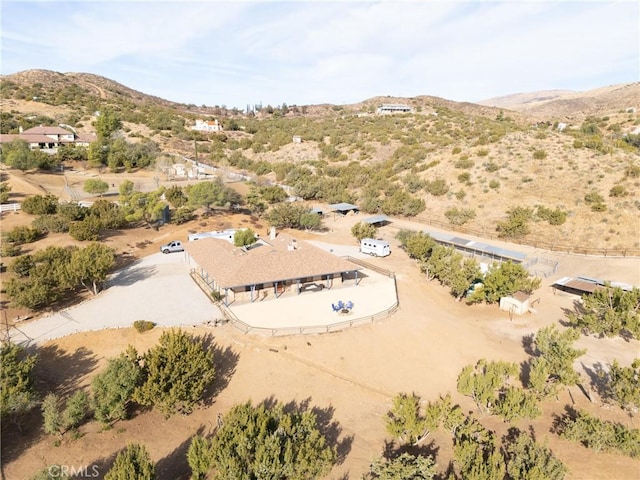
2, 1, 638, 109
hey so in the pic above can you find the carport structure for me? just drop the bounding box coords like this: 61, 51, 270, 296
185, 233, 361, 306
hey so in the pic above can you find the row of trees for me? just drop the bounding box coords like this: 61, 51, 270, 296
5, 243, 115, 309
396, 230, 541, 303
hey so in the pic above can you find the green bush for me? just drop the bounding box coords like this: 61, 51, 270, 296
1, 243, 22, 257
454, 158, 474, 169
21, 194, 58, 215
424, 178, 449, 196
444, 207, 476, 226
476, 148, 489, 157
533, 149, 547, 160
32, 214, 71, 233
609, 185, 627, 197
485, 161, 500, 172
489, 180, 500, 189
133, 320, 155, 333
457, 172, 471, 183
3, 225, 41, 244
69, 216, 101, 241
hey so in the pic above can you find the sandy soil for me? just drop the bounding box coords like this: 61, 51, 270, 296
1, 168, 639, 480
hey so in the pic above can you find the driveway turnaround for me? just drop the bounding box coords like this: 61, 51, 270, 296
10, 253, 222, 346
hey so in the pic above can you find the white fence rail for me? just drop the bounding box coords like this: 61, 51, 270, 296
0, 203, 21, 213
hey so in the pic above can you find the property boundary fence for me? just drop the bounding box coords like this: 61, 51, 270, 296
0, 203, 21, 213
407, 214, 640, 258
190, 261, 400, 336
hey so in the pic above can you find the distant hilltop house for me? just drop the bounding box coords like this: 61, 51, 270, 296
192, 119, 223, 132
376, 104, 412, 114
0, 125, 96, 154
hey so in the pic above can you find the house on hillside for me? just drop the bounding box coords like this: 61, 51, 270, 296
0, 125, 97, 154
192, 119, 223, 132
376, 104, 412, 114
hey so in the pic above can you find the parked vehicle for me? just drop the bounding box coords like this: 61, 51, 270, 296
160, 240, 184, 254
359, 238, 390, 257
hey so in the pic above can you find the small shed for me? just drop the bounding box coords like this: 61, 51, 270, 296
362, 214, 390, 226
329, 203, 359, 216
499, 291, 531, 315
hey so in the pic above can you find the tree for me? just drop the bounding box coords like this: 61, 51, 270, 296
1, 343, 38, 417
0, 181, 11, 203
398, 231, 435, 261
351, 221, 377, 243
568, 286, 640, 339
21, 194, 59, 215
496, 206, 533, 239
68, 242, 115, 295
104, 443, 155, 480
233, 228, 256, 248
0, 139, 38, 170
210, 400, 337, 480
268, 203, 320, 229
187, 435, 214, 480
503, 429, 567, 480
453, 417, 506, 480
89, 199, 127, 229
133, 329, 215, 416
187, 178, 232, 212
94, 107, 122, 141
299, 211, 322, 230
493, 387, 541, 422
457, 359, 518, 414
83, 178, 109, 196
386, 393, 429, 445
122, 189, 167, 230
42, 391, 90, 436
92, 347, 142, 425
68, 216, 101, 241
365, 452, 437, 480
603, 359, 640, 415
164, 185, 187, 208
467, 261, 540, 304
260, 185, 288, 203
528, 325, 585, 395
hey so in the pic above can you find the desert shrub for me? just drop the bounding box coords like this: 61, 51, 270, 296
625, 164, 640, 178
32, 214, 71, 233
485, 161, 500, 172
590, 202, 607, 212
536, 206, 567, 226
444, 207, 476, 226
21, 194, 58, 215
68, 216, 101, 241
455, 189, 467, 200
609, 185, 627, 197
476, 148, 489, 157
489, 179, 500, 189
454, 157, 474, 169
3, 225, 41, 244
351, 222, 378, 242
1, 243, 22, 257
533, 149, 547, 160
452, 146, 462, 154
457, 172, 471, 183
133, 320, 155, 333
496, 207, 533, 238
424, 178, 449, 196
584, 191, 604, 204
211, 291, 223, 303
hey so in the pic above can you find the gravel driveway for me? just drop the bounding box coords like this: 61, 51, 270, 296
10, 252, 222, 346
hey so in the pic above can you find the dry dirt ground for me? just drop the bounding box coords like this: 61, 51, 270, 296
1, 168, 639, 480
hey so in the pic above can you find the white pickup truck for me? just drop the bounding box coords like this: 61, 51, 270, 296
160, 240, 184, 254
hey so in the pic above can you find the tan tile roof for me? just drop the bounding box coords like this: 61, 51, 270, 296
185, 233, 360, 289
22, 126, 73, 135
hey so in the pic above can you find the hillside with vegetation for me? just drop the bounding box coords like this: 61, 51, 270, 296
2, 70, 639, 253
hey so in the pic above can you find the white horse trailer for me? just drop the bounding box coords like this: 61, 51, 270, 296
360, 238, 390, 257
